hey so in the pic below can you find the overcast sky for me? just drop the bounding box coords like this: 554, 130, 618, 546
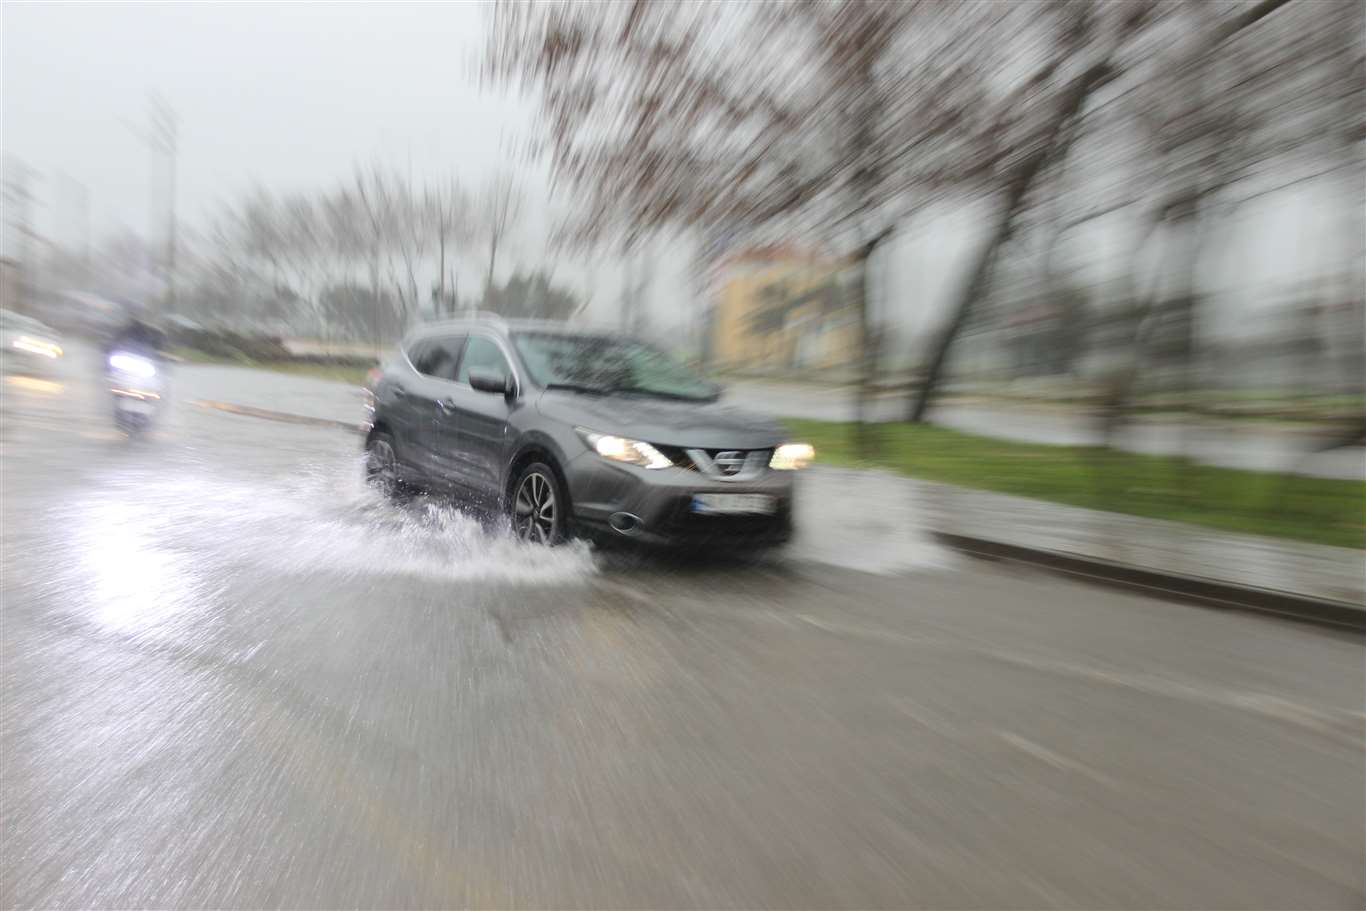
3, 1, 531, 240
1, 1, 690, 329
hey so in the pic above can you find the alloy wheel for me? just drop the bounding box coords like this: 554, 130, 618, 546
514, 471, 557, 544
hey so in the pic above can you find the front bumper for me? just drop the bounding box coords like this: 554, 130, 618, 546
564, 452, 796, 548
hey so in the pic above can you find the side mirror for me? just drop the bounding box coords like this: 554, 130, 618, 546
468, 367, 514, 396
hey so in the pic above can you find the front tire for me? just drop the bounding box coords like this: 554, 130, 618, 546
511, 462, 566, 545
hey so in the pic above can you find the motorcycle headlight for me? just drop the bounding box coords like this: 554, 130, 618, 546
578, 428, 672, 470
108, 353, 156, 378
769, 442, 815, 470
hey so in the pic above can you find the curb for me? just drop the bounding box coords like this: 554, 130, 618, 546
189, 399, 365, 434
931, 531, 1365, 634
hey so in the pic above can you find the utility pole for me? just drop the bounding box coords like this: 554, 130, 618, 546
125, 95, 178, 316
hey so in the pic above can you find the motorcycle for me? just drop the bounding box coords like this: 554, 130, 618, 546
107, 351, 165, 434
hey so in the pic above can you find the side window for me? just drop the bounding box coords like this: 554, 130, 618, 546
410, 336, 464, 380
456, 336, 511, 384
406, 339, 433, 372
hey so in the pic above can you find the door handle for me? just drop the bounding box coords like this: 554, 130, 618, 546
437, 397, 456, 412
391, 385, 407, 399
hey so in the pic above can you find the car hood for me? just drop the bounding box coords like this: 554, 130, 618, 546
537, 390, 788, 449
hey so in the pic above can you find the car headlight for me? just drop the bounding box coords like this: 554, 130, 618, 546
770, 442, 815, 470
578, 428, 672, 469
12, 336, 62, 358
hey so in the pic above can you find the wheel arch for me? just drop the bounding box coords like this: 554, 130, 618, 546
365, 418, 393, 445
505, 437, 574, 520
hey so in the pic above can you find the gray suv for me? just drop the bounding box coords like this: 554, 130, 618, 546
362, 317, 813, 548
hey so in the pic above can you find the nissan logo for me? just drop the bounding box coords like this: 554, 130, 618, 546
714, 450, 745, 476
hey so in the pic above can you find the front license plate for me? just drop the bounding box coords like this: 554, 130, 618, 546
118, 400, 155, 415
691, 493, 776, 515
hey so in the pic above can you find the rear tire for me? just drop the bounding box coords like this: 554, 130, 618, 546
365, 432, 406, 496
510, 461, 567, 545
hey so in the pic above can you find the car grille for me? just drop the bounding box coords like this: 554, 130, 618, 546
655, 446, 773, 479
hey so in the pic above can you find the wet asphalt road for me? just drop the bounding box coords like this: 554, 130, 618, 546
2, 351, 1363, 908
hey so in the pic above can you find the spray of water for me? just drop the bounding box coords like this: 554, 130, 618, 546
44, 455, 597, 641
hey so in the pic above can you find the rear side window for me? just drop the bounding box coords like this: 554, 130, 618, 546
408, 335, 464, 380
456, 336, 512, 384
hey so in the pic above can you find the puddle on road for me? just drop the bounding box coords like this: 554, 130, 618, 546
19, 442, 958, 648
38, 455, 596, 640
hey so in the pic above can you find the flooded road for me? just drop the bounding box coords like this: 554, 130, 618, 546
2, 351, 1363, 908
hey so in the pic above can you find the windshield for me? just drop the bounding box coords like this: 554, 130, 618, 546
512, 332, 717, 401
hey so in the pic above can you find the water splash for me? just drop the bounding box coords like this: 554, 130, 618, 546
46, 455, 596, 640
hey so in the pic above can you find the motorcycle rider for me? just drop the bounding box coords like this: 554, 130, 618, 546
104, 310, 167, 363
104, 306, 169, 433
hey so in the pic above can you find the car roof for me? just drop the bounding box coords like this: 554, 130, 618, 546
405, 316, 621, 343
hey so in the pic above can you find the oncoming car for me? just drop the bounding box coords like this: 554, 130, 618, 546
362, 316, 814, 548
1, 309, 63, 373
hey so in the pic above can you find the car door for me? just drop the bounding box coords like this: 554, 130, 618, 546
430, 333, 517, 495
380, 339, 435, 467
401, 335, 464, 481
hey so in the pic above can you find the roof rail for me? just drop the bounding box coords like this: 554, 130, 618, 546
416, 310, 508, 328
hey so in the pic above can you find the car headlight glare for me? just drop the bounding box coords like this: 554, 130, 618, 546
12, 336, 62, 358
770, 442, 814, 470
579, 429, 672, 469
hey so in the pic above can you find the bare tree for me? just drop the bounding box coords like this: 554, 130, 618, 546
425, 178, 471, 316
477, 171, 523, 293
1072, 0, 1361, 449
486, 0, 1007, 451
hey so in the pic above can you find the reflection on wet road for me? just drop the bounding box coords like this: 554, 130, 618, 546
3, 352, 1363, 908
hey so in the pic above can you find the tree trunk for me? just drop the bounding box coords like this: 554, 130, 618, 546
908, 63, 1108, 423
437, 227, 446, 315
853, 231, 891, 457
486, 235, 499, 294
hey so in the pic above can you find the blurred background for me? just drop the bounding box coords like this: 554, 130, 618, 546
2, 2, 1363, 908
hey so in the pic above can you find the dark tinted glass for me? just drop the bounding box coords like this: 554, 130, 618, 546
512, 332, 716, 401
409, 335, 463, 380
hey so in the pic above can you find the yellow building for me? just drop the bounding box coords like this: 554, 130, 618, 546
711, 250, 859, 373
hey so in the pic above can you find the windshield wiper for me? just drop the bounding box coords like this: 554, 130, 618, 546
612, 385, 717, 402
544, 382, 611, 396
